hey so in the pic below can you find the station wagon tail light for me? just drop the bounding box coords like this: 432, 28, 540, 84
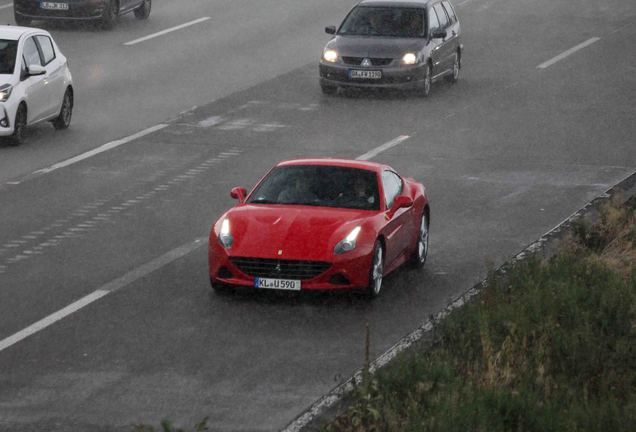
323, 49, 338, 63
402, 53, 417, 65
0, 84, 12, 102
334, 226, 361, 254
218, 219, 233, 248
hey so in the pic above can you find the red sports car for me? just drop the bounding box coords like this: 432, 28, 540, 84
208, 159, 430, 298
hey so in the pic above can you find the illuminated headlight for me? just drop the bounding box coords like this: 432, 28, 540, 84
218, 219, 233, 248
402, 53, 418, 65
334, 226, 361, 254
0, 84, 12, 102
323, 49, 338, 63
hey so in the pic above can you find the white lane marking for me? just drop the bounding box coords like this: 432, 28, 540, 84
537, 37, 600, 69
124, 17, 211, 46
0, 238, 206, 354
33, 124, 168, 176
198, 116, 224, 128
356, 135, 411, 161
0, 4, 13, 10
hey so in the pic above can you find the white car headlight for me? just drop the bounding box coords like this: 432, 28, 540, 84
218, 219, 233, 248
0, 84, 13, 102
323, 49, 338, 63
402, 52, 418, 65
334, 226, 361, 254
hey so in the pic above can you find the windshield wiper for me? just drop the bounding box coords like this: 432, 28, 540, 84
249, 198, 277, 204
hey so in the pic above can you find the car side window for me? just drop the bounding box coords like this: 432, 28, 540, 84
428, 7, 440, 34
433, 3, 450, 29
382, 171, 403, 209
22, 37, 42, 68
35, 36, 56, 65
442, 1, 457, 23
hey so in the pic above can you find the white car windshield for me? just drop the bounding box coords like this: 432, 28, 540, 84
0, 39, 17, 74
338, 6, 426, 38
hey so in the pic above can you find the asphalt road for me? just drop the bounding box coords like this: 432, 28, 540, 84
0, 0, 635, 430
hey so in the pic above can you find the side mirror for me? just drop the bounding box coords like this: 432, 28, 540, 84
325, 25, 336, 35
431, 30, 447, 39
28, 64, 46, 76
387, 195, 413, 218
230, 187, 247, 203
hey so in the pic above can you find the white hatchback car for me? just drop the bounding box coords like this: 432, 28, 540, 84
0, 25, 73, 146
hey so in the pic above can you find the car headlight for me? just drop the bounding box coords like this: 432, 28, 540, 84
334, 226, 361, 255
218, 219, 233, 248
323, 49, 338, 63
402, 52, 418, 65
0, 84, 12, 102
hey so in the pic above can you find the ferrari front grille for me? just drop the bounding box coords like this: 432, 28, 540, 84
230, 257, 331, 280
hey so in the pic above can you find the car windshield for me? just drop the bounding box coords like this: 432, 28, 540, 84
338, 6, 425, 38
247, 165, 381, 210
0, 40, 17, 74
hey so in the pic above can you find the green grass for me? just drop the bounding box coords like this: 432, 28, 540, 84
327, 201, 636, 432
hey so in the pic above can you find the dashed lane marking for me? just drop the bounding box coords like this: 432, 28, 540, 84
537, 37, 601, 69
356, 135, 411, 161
124, 17, 211, 46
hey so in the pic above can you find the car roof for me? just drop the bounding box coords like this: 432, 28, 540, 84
0, 25, 46, 41
358, 0, 433, 8
276, 158, 388, 173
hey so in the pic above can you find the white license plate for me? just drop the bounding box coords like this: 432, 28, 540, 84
41, 2, 69, 10
254, 277, 301, 291
350, 70, 382, 79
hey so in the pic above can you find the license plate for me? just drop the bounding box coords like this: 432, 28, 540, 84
41, 2, 69, 10
350, 70, 382, 79
254, 277, 301, 291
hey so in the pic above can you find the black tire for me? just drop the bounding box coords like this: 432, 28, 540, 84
100, 0, 118, 30
446, 52, 460, 83
52, 88, 73, 130
366, 241, 384, 299
210, 279, 231, 295
418, 63, 432, 97
134, 0, 151, 20
409, 211, 429, 268
14, 13, 31, 27
321, 84, 337, 95
8, 104, 27, 146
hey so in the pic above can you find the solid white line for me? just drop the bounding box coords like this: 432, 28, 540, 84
0, 237, 206, 354
356, 135, 410, 161
0, 4, 13, 10
537, 37, 600, 69
32, 124, 168, 175
124, 17, 211, 46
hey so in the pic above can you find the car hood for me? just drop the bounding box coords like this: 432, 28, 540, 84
221, 204, 373, 261
327, 35, 424, 58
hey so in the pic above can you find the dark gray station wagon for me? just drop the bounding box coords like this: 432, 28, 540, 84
14, 0, 151, 29
319, 0, 462, 96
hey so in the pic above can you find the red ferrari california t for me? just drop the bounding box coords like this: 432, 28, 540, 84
208, 159, 430, 298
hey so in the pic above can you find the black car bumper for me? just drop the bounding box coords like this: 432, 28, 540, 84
15, 0, 107, 20
319, 62, 427, 90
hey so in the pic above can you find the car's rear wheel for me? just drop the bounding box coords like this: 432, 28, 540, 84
321, 84, 337, 95
446, 53, 460, 83
14, 13, 31, 27
8, 104, 27, 146
409, 212, 429, 267
134, 0, 151, 20
100, 0, 118, 30
52, 88, 73, 130
366, 241, 384, 299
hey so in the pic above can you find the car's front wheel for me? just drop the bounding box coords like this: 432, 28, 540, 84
52, 88, 73, 130
366, 241, 384, 299
419, 63, 432, 97
446, 52, 460, 83
8, 104, 27, 146
409, 212, 429, 267
134, 0, 151, 19
100, 0, 118, 30
321, 84, 338, 95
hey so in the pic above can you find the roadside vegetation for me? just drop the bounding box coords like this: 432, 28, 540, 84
326, 199, 636, 432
